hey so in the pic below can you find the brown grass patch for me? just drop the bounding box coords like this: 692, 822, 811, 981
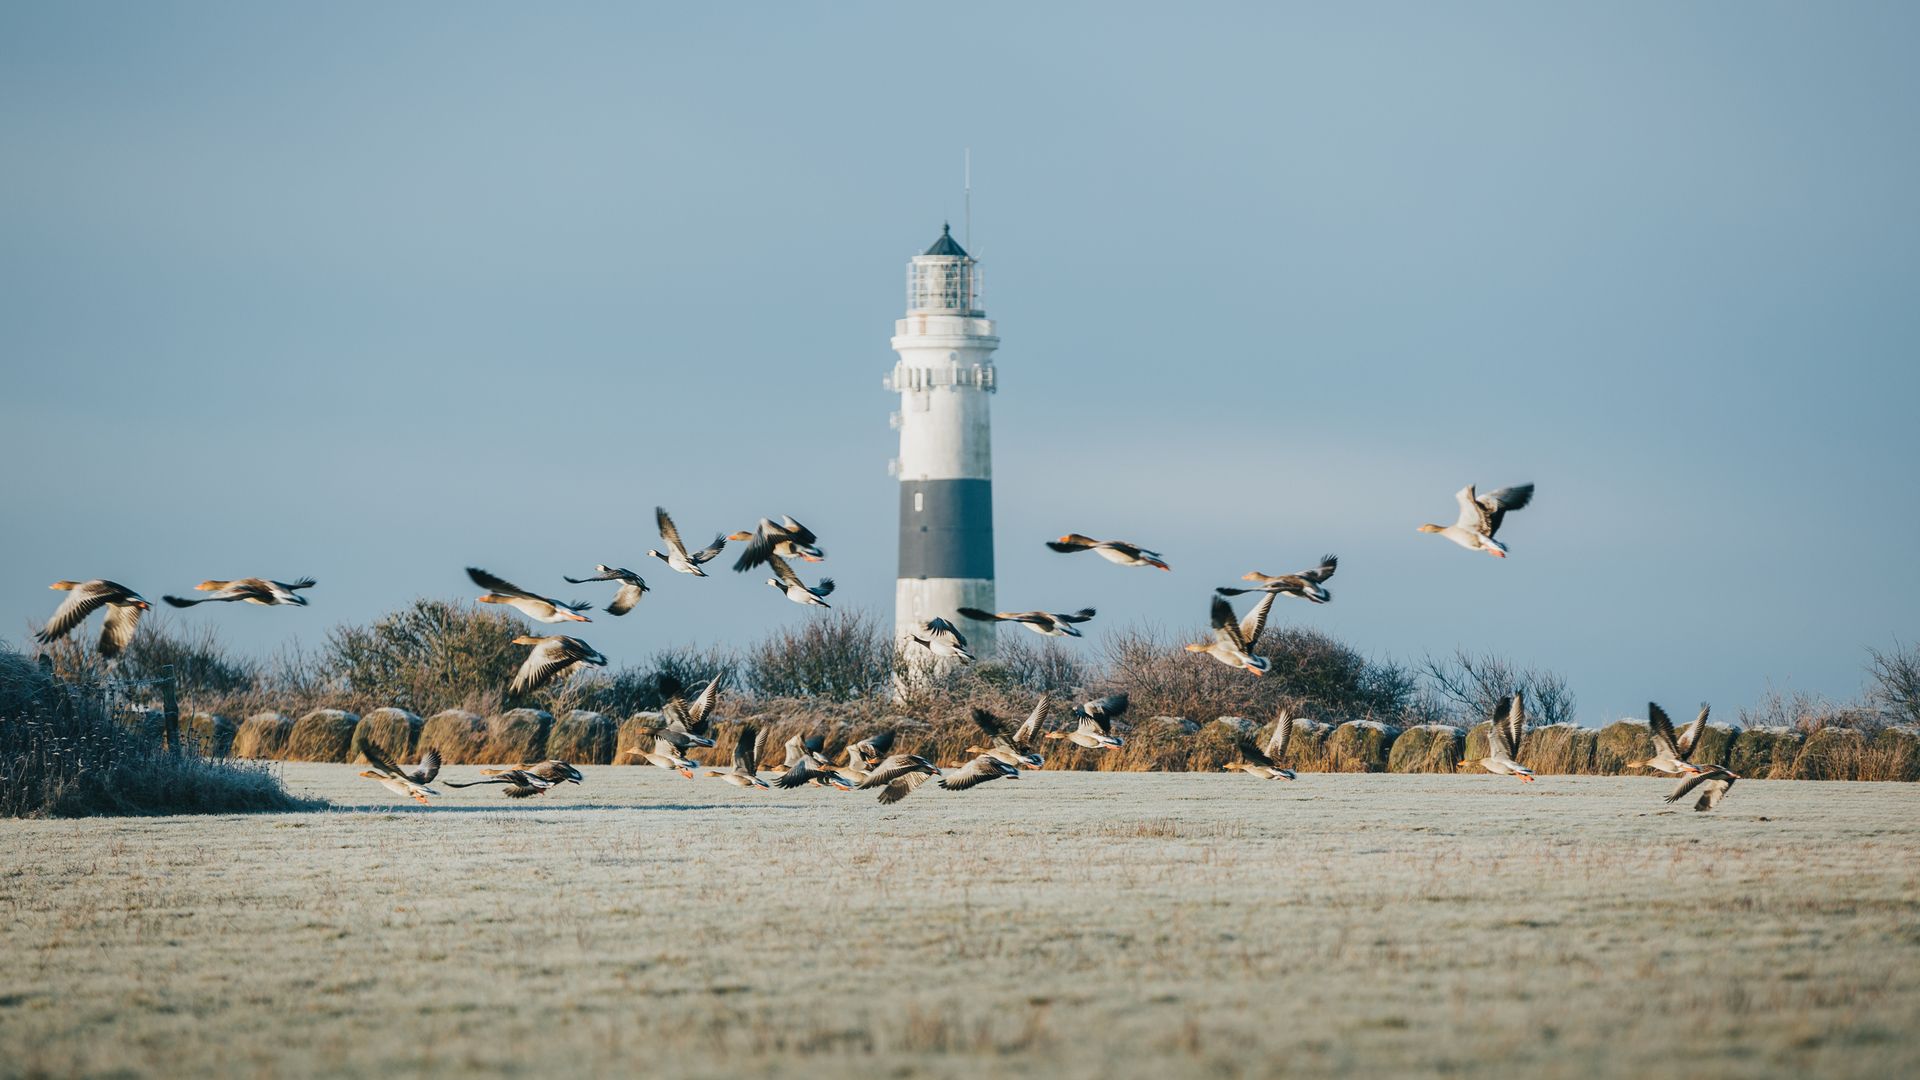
230, 712, 292, 759
1325, 720, 1396, 772
284, 709, 359, 762
349, 707, 421, 764
1520, 723, 1596, 774
475, 709, 552, 764
1794, 727, 1869, 780
547, 710, 617, 765
1388, 724, 1463, 773
417, 710, 487, 763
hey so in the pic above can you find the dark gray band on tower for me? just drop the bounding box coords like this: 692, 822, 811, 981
899, 479, 994, 580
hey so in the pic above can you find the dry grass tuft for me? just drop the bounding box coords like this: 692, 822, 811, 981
418, 710, 487, 763
0, 650, 319, 817
284, 709, 359, 762
1726, 727, 1803, 779
1387, 724, 1463, 773
1794, 727, 1871, 781
231, 712, 293, 759
1594, 719, 1653, 773
349, 707, 421, 764
547, 710, 617, 765
476, 709, 552, 764
1869, 727, 1920, 782
1325, 720, 1397, 772
184, 712, 237, 757
1461, 721, 1492, 765
1520, 723, 1596, 774
1692, 723, 1739, 768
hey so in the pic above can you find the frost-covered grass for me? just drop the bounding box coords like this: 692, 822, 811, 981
2, 769, 1917, 1078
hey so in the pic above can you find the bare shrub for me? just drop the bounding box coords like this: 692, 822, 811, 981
1866, 641, 1920, 727
742, 610, 890, 700
0, 649, 319, 818
37, 615, 258, 700
1739, 684, 1879, 734
1420, 649, 1576, 728
318, 599, 521, 716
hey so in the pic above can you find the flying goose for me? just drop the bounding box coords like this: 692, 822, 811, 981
648, 506, 727, 576
1046, 692, 1127, 749
967, 700, 1048, 769
846, 729, 897, 768
482, 759, 584, 786
445, 769, 555, 798
163, 577, 315, 607
1215, 555, 1337, 604
1226, 712, 1296, 780
1465, 693, 1535, 782
939, 754, 1023, 792
1418, 483, 1535, 558
507, 635, 608, 696
467, 567, 591, 623
730, 515, 825, 572
659, 673, 723, 747
774, 747, 855, 790
907, 617, 974, 664
618, 731, 701, 778
1046, 534, 1170, 570
36, 580, 150, 659
358, 745, 442, 804
956, 606, 1096, 638
703, 724, 771, 788
562, 566, 649, 616
767, 733, 853, 789
1665, 765, 1738, 811
1628, 703, 1712, 776
765, 553, 834, 608
857, 753, 942, 804
1185, 592, 1279, 675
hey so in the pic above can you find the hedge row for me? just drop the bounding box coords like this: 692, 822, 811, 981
195, 708, 1920, 781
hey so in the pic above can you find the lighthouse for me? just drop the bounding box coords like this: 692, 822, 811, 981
886, 223, 999, 656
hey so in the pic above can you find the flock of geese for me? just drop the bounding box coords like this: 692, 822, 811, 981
24, 480, 1740, 811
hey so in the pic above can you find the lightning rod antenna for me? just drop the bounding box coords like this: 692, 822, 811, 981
964, 147, 972, 252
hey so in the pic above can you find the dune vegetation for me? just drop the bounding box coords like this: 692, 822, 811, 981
26, 603, 1916, 783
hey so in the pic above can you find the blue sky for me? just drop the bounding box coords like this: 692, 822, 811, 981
3, 2, 1915, 722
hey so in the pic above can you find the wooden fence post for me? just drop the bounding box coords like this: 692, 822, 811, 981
160, 665, 181, 754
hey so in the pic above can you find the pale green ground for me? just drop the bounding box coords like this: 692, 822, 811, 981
2, 768, 1917, 1079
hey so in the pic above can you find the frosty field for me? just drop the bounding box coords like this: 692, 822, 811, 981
2, 768, 1917, 1079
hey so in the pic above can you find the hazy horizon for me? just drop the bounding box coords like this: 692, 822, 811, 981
3, 3, 1916, 723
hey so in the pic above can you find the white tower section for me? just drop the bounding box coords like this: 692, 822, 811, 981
886, 224, 999, 656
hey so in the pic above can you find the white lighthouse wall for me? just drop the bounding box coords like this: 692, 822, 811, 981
895, 383, 992, 480
892, 311, 999, 654
896, 577, 997, 656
